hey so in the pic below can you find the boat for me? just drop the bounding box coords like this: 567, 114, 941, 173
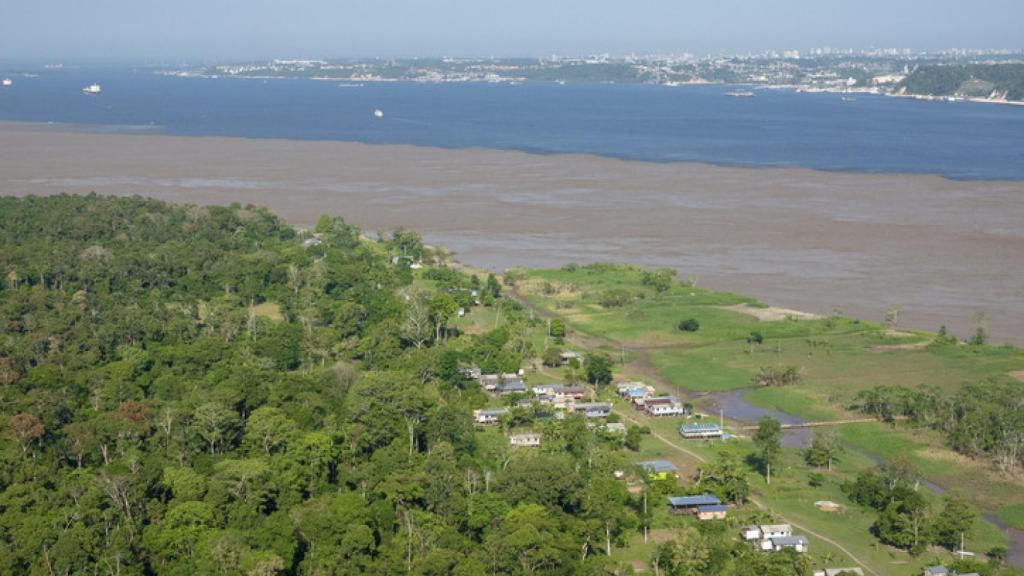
82, 83, 101, 95
1, 78, 12, 87
373, 109, 384, 118
841, 96, 857, 102
726, 91, 755, 98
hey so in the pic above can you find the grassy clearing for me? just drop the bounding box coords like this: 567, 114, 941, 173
251, 301, 284, 321
1000, 503, 1024, 530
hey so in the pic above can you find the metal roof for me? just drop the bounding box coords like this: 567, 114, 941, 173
668, 494, 721, 507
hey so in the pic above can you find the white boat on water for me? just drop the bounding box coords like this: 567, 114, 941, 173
373, 109, 384, 118
1, 78, 12, 87
82, 83, 101, 95
726, 91, 755, 98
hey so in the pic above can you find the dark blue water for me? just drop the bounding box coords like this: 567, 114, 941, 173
1, 68, 1023, 180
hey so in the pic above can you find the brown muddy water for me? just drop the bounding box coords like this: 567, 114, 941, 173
2, 122, 1023, 344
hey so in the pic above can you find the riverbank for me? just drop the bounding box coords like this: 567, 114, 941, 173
1, 121, 1023, 344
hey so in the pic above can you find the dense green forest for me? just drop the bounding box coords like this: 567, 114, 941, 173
898, 63, 1024, 100
0, 195, 826, 576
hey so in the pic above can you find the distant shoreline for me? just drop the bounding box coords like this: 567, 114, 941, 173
1, 121, 1022, 344
159, 71, 1024, 108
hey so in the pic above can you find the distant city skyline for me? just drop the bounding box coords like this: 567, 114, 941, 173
0, 0, 1021, 63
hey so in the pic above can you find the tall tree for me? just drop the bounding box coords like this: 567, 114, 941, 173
753, 416, 782, 484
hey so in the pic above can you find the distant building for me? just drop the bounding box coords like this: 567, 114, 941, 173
473, 408, 508, 425
644, 395, 687, 417
813, 569, 864, 576
923, 568, 949, 576
667, 494, 721, 514
509, 433, 541, 447
480, 373, 526, 395
639, 460, 679, 480
532, 384, 586, 401
680, 422, 723, 439
696, 503, 728, 520
571, 402, 612, 418
768, 536, 808, 553
742, 524, 792, 543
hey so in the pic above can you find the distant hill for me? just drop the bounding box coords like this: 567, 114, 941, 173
898, 63, 1024, 101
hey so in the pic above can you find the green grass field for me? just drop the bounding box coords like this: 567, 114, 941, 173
501, 263, 1024, 574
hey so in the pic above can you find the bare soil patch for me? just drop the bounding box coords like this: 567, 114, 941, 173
718, 303, 822, 322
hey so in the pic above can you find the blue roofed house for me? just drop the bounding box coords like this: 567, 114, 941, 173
680, 422, 723, 439
639, 460, 678, 480
667, 494, 722, 515
696, 503, 728, 520
923, 568, 949, 576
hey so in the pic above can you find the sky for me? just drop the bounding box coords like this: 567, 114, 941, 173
0, 0, 1021, 63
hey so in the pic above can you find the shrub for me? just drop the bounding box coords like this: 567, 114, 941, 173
678, 318, 700, 332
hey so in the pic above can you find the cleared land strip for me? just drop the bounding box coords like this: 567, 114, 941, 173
737, 417, 885, 431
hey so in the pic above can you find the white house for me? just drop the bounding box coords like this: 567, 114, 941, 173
769, 536, 808, 553
473, 408, 508, 425
814, 569, 864, 576
509, 433, 542, 447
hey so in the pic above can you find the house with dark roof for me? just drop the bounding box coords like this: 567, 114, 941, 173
667, 494, 722, 514
696, 503, 728, 520
572, 402, 612, 418
769, 535, 808, 553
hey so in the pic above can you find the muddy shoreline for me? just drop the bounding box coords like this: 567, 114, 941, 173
1, 121, 1022, 343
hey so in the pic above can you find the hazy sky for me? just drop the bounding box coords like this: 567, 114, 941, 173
1, 0, 1021, 62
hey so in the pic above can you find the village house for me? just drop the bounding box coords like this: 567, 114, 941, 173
480, 373, 527, 395
696, 503, 728, 521
508, 432, 541, 447
680, 422, 724, 439
742, 524, 797, 551
472, 408, 509, 425
639, 460, 679, 480
768, 535, 808, 553
532, 384, 586, 405
742, 524, 793, 542
571, 402, 612, 418
616, 381, 655, 401
667, 494, 722, 515
644, 395, 687, 417
923, 568, 949, 576
813, 569, 864, 576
